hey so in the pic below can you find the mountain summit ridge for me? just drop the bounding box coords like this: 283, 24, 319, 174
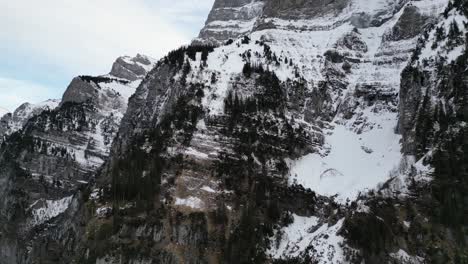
0, 53, 155, 263
193, 0, 443, 45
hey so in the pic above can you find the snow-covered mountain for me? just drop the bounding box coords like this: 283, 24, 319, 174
110, 53, 157, 81
0, 0, 467, 263
76, 0, 464, 263
0, 54, 155, 263
194, 0, 447, 202
0, 99, 60, 140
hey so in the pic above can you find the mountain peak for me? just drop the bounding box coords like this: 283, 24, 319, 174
109, 54, 157, 81
0, 99, 60, 139
61, 54, 155, 107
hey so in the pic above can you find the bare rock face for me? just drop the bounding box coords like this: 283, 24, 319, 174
61, 77, 100, 104
385, 5, 431, 41
195, 0, 411, 45
73, 0, 460, 262
195, 0, 264, 44
61, 54, 156, 108
0, 54, 154, 263
109, 54, 156, 81
2, 0, 467, 263
0, 100, 59, 140
262, 0, 348, 20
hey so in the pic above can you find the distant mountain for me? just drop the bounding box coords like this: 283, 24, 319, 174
0, 54, 155, 263
0, 99, 60, 140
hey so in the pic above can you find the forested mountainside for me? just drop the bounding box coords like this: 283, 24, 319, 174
0, 54, 155, 263
0, 0, 467, 263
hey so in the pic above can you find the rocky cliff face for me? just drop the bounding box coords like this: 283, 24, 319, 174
194, 0, 422, 45
1, 0, 467, 263
0, 100, 60, 141
77, 0, 466, 263
0, 55, 155, 263
110, 54, 157, 81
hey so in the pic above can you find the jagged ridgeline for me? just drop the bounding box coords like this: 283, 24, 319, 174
0, 55, 155, 263
1, 0, 468, 263
81, 44, 324, 264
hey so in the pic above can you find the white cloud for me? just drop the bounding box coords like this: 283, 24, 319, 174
0, 0, 191, 76
0, 77, 58, 111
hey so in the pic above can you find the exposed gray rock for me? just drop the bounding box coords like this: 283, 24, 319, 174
385, 6, 430, 41
0, 54, 153, 264
110, 54, 156, 81
61, 77, 99, 104
335, 31, 368, 53
0, 99, 60, 140
262, 0, 348, 20
195, 0, 410, 44
195, 0, 264, 45
398, 66, 427, 155
1, 0, 465, 263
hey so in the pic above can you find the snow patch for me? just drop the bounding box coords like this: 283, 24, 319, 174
289, 111, 402, 202
30, 196, 73, 225
270, 215, 346, 264
201, 186, 217, 193
185, 147, 209, 159
196, 119, 207, 130
390, 249, 425, 264
175, 196, 204, 209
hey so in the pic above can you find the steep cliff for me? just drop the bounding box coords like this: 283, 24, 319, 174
0, 100, 60, 141
75, 0, 466, 263
0, 55, 155, 263
1, 0, 467, 263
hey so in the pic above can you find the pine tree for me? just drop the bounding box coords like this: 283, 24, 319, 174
435, 26, 445, 42
448, 20, 462, 47
242, 62, 252, 78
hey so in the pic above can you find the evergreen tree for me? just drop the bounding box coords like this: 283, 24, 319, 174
242, 62, 252, 78
448, 20, 463, 47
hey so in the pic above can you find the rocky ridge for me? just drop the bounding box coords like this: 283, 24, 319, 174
0, 54, 155, 263
76, 0, 466, 263
0, 99, 60, 141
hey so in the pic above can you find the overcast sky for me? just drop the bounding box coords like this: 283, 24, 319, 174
0, 0, 214, 111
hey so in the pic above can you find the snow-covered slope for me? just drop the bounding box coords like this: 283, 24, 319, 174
0, 54, 156, 264
0, 99, 59, 140
268, 214, 347, 263
192, 0, 448, 202
69, 0, 459, 263
289, 115, 401, 201
195, 0, 447, 44
1, 0, 466, 263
